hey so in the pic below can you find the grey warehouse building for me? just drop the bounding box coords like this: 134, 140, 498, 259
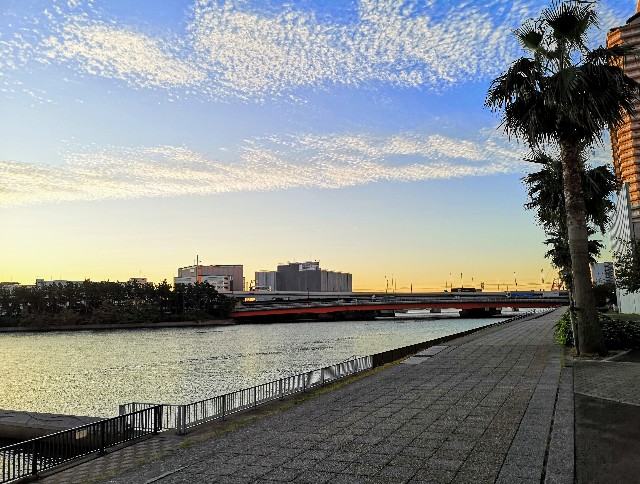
276, 261, 352, 292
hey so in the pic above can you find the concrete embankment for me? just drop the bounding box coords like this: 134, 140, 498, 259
0, 409, 101, 441
0, 319, 235, 333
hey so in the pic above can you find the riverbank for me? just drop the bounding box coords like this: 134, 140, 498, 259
0, 318, 236, 333
1, 315, 508, 418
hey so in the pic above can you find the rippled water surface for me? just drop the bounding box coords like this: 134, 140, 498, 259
0, 313, 511, 417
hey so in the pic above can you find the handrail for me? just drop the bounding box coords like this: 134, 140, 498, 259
120, 355, 373, 434
0, 406, 161, 483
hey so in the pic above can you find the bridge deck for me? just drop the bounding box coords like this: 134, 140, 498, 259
230, 298, 565, 319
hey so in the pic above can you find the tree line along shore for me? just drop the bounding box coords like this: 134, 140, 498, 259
0, 280, 236, 329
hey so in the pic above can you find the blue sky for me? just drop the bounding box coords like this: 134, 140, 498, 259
0, 0, 634, 290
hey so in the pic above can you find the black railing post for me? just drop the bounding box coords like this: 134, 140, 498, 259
31, 440, 38, 476
279, 379, 283, 400
153, 406, 160, 434
100, 420, 106, 454
222, 395, 226, 421
321, 368, 325, 387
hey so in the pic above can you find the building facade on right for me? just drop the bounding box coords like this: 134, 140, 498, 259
608, 5, 640, 312
608, 7, 640, 237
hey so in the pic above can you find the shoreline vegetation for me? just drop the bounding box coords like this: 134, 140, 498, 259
555, 311, 640, 351
0, 280, 236, 330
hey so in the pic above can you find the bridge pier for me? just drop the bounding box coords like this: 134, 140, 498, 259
377, 310, 396, 317
459, 307, 502, 318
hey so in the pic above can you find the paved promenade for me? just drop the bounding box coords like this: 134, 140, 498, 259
39, 308, 573, 484
574, 351, 640, 483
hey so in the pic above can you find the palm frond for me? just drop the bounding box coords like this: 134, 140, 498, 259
514, 23, 545, 52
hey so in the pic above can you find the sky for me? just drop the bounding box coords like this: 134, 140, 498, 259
0, 0, 635, 292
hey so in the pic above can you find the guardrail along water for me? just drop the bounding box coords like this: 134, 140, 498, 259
120, 355, 373, 434
0, 406, 160, 484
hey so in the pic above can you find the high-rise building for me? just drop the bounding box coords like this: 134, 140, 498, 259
608, 5, 640, 237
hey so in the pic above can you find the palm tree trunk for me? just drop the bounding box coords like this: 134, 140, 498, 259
560, 141, 606, 355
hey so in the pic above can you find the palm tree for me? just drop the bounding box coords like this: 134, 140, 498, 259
523, 150, 616, 235
523, 150, 613, 352
486, 0, 639, 354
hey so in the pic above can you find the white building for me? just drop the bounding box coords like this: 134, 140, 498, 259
35, 279, 84, 287
254, 270, 277, 291
590, 262, 615, 286
610, 184, 640, 313
174, 274, 232, 292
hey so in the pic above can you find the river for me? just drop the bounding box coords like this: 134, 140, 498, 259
0, 311, 516, 418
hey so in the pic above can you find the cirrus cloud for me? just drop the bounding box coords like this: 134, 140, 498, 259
0, 0, 568, 101
0, 129, 531, 206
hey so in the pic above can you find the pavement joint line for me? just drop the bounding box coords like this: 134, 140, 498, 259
144, 466, 188, 483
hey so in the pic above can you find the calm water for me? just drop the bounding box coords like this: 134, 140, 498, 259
0, 311, 512, 417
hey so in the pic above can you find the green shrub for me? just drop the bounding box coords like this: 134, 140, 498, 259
555, 311, 640, 350
554, 312, 574, 346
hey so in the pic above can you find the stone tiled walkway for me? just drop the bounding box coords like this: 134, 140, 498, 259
574, 359, 640, 406
40, 434, 180, 484
43, 309, 568, 484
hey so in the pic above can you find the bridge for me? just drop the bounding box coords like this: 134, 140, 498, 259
229, 292, 568, 321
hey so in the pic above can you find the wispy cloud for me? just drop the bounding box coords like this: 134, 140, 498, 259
0, 130, 530, 206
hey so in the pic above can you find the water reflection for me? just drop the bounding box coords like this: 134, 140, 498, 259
0, 313, 507, 417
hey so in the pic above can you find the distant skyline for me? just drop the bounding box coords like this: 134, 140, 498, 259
1, 0, 634, 291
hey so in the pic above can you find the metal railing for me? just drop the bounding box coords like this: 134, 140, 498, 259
120, 355, 373, 434
0, 406, 161, 483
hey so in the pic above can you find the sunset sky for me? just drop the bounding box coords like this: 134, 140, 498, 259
0, 0, 634, 291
